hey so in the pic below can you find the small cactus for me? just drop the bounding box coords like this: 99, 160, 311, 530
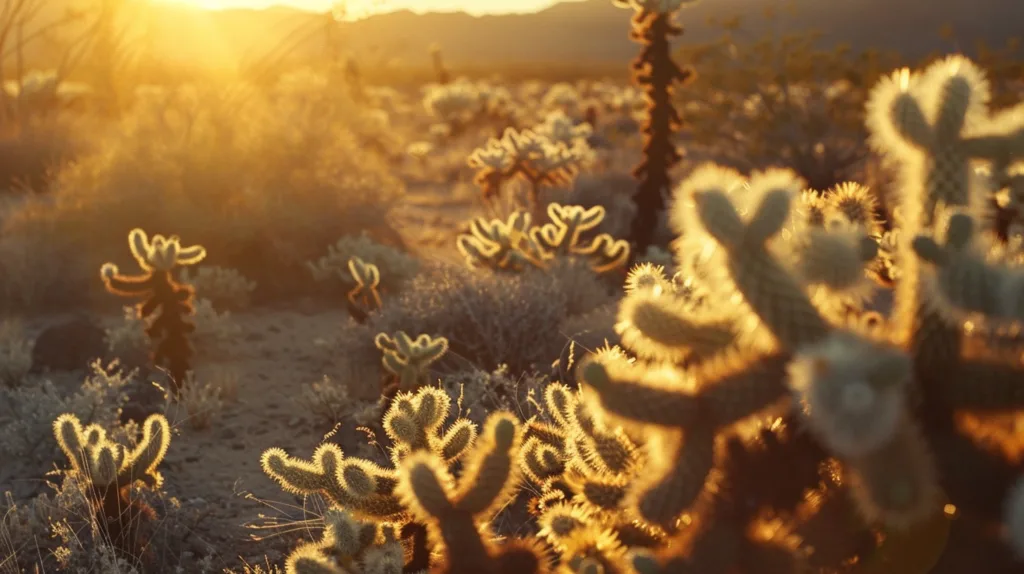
100, 228, 206, 394
374, 331, 449, 393
53, 412, 171, 560
346, 256, 383, 323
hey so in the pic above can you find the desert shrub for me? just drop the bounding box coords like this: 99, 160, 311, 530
307, 232, 420, 296
0, 110, 93, 194
178, 265, 256, 310
336, 263, 611, 397
0, 81, 405, 311
0, 361, 132, 496
0, 318, 32, 387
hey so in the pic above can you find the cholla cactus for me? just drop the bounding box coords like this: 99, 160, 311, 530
396, 411, 548, 573
468, 126, 591, 211
530, 204, 631, 273
374, 332, 449, 393
346, 256, 383, 324
262, 387, 478, 572
572, 55, 1024, 571
100, 228, 206, 394
456, 211, 541, 272
613, 0, 697, 258
457, 204, 630, 274
53, 412, 170, 558
284, 508, 405, 574
519, 381, 665, 570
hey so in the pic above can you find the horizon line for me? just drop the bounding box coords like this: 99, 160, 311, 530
150, 0, 590, 18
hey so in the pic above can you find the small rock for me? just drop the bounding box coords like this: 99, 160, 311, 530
29, 315, 107, 373
220, 427, 238, 440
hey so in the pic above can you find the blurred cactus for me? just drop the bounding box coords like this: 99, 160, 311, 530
100, 228, 206, 394
569, 55, 1024, 571
613, 0, 697, 259
346, 256, 383, 324
430, 43, 450, 85
468, 124, 591, 212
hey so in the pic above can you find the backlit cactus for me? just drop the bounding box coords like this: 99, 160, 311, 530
572, 54, 1024, 571
457, 203, 630, 274
468, 125, 591, 211
262, 387, 481, 570
374, 331, 449, 393
613, 0, 698, 258
100, 228, 206, 394
346, 256, 383, 324
396, 411, 548, 573
53, 412, 171, 560
284, 509, 404, 574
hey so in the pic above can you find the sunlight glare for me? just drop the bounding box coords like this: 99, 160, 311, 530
153, 0, 570, 17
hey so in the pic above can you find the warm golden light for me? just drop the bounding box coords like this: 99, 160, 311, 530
153, 0, 571, 17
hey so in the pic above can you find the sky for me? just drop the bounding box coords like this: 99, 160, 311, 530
157, 0, 578, 17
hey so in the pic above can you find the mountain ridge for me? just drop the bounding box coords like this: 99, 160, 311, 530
29, 0, 1024, 71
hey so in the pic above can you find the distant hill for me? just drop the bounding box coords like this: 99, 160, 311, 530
25, 0, 1024, 74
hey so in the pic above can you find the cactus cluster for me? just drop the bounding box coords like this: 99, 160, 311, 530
570, 55, 1024, 570
468, 122, 592, 210
523, 381, 668, 571
262, 388, 546, 572
100, 228, 206, 394
457, 203, 630, 273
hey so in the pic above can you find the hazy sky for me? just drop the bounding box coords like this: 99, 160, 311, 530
159, 0, 580, 17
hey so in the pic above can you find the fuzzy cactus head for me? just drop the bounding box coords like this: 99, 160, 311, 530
127, 228, 206, 272
374, 331, 449, 391
54, 412, 171, 490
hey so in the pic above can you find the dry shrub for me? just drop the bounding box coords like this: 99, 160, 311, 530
0, 82, 405, 311
0, 115, 89, 193
335, 262, 614, 399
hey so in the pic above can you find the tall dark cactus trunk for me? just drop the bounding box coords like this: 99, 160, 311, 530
627, 8, 693, 258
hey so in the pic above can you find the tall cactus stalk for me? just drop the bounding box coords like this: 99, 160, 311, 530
616, 0, 696, 258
